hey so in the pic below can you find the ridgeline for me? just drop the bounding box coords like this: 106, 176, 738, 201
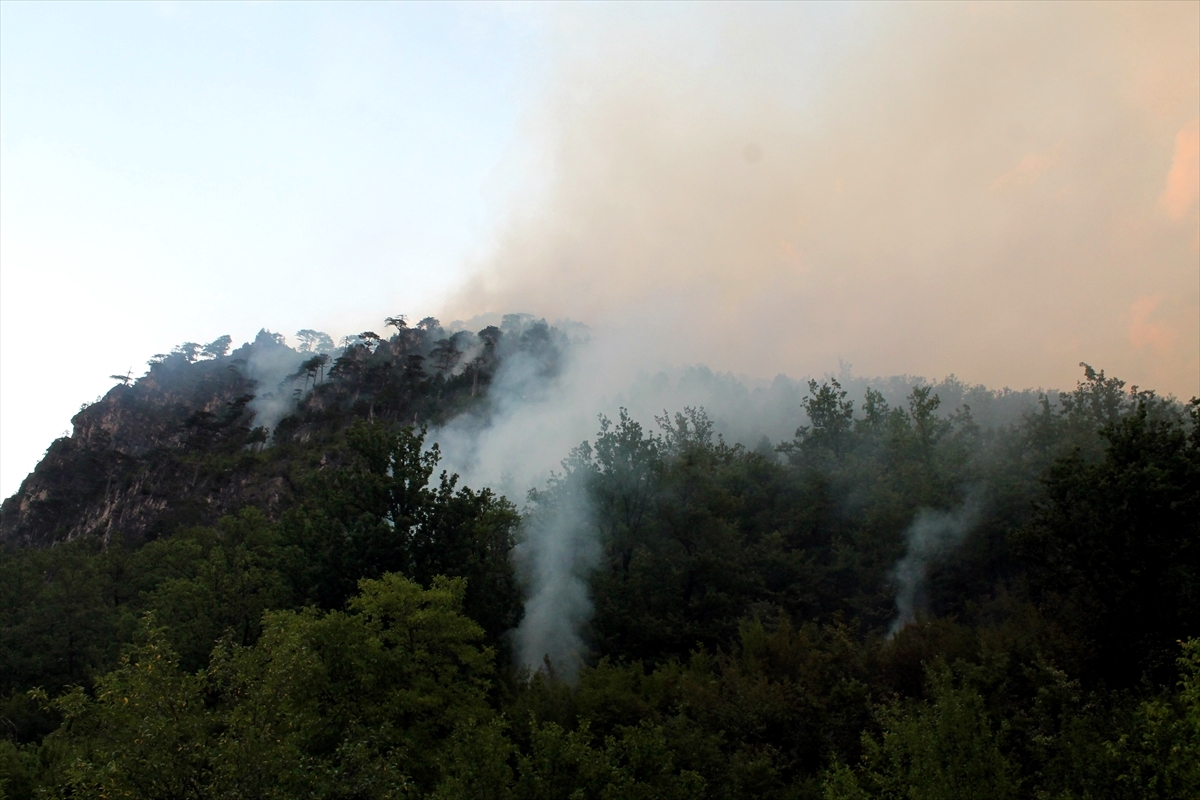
1, 317, 1197, 799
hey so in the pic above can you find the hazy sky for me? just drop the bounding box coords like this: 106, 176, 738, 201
1, 1, 546, 497
450, 3, 1199, 393
2, 1, 1198, 500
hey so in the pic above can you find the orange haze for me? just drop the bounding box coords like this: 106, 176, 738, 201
446, 2, 1200, 398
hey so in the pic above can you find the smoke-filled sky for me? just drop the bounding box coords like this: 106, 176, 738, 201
450, 3, 1199, 390
2, 1, 1197, 500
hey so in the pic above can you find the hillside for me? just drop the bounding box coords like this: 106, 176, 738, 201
1, 320, 1198, 799
1, 315, 568, 548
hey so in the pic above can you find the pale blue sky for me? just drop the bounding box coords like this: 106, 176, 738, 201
1, 1, 548, 497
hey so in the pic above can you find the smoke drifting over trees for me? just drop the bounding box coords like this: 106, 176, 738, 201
446, 3, 1199, 399
887, 499, 981, 638
1, 4, 1198, 796
1, 310, 1198, 797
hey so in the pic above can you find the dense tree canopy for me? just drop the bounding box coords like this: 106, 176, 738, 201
1, 346, 1197, 798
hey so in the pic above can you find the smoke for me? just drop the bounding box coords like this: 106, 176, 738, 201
429, 3, 1197, 670
431, 319, 1044, 672
432, 329, 795, 500
242, 330, 307, 434
431, 323, 796, 675
447, 2, 1199, 399
510, 468, 601, 680
887, 496, 982, 638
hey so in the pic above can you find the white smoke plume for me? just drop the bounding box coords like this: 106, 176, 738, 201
431, 326, 792, 675
429, 2, 1196, 670
243, 331, 307, 434
510, 469, 601, 681
887, 496, 982, 639
431, 322, 1042, 673
447, 2, 1199, 400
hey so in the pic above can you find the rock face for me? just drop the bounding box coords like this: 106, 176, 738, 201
1, 317, 569, 549
1, 350, 264, 548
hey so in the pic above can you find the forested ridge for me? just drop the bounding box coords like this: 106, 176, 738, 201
1, 315, 1198, 799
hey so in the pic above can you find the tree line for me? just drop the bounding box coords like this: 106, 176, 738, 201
1, 363, 1197, 798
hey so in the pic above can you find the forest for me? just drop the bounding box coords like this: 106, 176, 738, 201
0, 315, 1197, 799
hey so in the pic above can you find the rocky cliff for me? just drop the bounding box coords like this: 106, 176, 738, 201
0, 317, 570, 548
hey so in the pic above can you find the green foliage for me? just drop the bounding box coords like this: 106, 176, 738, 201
0, 537, 133, 702
785, 378, 855, 460
1098, 639, 1200, 799
826, 666, 1020, 800
0, 739, 37, 800
31, 619, 210, 799
281, 421, 522, 650
1015, 398, 1200, 685
432, 716, 516, 800
142, 508, 288, 669
2, 363, 1197, 799
499, 615, 874, 798
432, 715, 708, 800
512, 719, 706, 800
546, 385, 987, 665
30, 573, 494, 798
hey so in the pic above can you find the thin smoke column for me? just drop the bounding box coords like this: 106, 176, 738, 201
427, 325, 608, 680
245, 330, 306, 434
512, 471, 601, 681
888, 498, 980, 638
